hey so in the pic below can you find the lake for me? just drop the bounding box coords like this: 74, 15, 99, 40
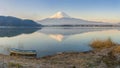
0, 27, 120, 57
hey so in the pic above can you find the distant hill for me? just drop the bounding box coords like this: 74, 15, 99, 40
0, 16, 42, 27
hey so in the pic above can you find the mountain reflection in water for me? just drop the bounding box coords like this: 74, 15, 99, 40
0, 27, 120, 57
0, 28, 40, 37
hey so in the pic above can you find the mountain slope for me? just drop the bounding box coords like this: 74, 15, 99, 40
0, 16, 42, 27
38, 12, 110, 26
40, 18, 108, 25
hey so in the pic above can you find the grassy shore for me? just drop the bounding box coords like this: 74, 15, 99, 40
0, 39, 120, 68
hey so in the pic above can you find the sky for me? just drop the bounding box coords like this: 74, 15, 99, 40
0, 0, 120, 23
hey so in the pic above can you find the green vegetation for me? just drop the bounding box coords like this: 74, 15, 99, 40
8, 62, 23, 68
90, 38, 116, 49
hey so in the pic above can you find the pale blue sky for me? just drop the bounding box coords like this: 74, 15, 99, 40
0, 0, 120, 23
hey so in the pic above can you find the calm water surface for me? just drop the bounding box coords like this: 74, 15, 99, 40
0, 27, 120, 57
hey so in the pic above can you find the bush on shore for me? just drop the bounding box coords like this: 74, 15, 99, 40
90, 38, 116, 49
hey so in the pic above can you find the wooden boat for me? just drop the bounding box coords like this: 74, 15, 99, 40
10, 48, 37, 58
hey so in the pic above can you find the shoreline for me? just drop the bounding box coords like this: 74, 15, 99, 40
0, 51, 94, 68
0, 39, 120, 68
0, 49, 112, 68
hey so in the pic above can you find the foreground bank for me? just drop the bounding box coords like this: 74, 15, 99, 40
0, 39, 120, 68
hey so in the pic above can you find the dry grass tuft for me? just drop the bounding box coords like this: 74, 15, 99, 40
90, 38, 116, 49
112, 46, 120, 54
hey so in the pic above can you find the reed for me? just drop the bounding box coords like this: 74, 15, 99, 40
90, 38, 116, 49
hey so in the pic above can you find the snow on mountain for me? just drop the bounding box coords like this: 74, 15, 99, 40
50, 11, 70, 18
38, 12, 111, 25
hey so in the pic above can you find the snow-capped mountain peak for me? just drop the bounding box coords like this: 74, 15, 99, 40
50, 11, 70, 18
39, 12, 110, 25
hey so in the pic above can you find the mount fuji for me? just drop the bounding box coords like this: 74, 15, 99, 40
50, 11, 70, 19
38, 12, 111, 26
